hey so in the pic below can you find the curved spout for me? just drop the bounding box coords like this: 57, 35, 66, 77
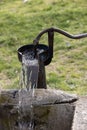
33, 27, 87, 45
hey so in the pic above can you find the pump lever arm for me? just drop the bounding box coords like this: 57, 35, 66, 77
33, 27, 87, 45
53, 27, 87, 39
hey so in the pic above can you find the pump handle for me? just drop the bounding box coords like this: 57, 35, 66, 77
33, 27, 87, 59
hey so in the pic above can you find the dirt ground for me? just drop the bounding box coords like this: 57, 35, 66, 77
72, 96, 87, 130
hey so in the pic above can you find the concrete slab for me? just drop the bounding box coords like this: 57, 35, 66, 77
72, 96, 87, 130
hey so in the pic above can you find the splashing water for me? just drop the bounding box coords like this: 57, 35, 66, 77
18, 50, 39, 130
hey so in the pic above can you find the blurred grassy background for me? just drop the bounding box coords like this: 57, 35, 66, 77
0, 0, 87, 95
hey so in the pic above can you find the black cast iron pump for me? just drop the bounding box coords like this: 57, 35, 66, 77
18, 27, 87, 89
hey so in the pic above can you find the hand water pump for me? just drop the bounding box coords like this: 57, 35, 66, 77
18, 27, 87, 89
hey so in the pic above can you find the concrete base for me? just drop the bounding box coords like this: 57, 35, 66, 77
72, 96, 87, 130
0, 89, 77, 130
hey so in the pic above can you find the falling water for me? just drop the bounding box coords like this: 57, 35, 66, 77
18, 50, 39, 130
21, 53, 39, 91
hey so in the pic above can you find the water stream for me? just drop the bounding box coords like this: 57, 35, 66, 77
18, 51, 39, 130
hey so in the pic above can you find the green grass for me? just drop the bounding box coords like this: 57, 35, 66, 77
0, 0, 87, 95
